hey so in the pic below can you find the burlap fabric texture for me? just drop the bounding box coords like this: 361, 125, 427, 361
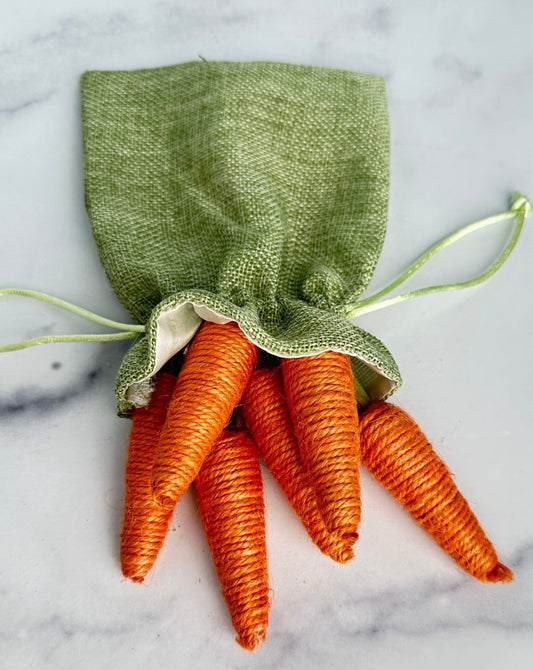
81, 60, 401, 415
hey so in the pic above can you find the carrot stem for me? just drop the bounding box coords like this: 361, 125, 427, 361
359, 401, 513, 582
282, 352, 361, 546
242, 367, 353, 563
194, 430, 269, 651
120, 372, 176, 582
151, 321, 257, 508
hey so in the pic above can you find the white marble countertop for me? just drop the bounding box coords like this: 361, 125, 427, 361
1, 1, 532, 668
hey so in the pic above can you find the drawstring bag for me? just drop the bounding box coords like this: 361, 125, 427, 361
1, 60, 529, 650
80, 60, 400, 415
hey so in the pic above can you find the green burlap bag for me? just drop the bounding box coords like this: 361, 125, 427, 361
80, 60, 402, 416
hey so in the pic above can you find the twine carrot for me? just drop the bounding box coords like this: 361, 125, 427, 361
359, 401, 513, 582
194, 430, 269, 651
282, 352, 361, 547
242, 367, 353, 563
120, 372, 176, 582
151, 321, 258, 508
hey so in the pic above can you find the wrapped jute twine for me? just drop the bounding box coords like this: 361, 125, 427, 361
359, 402, 513, 583
242, 367, 354, 564
120, 372, 176, 582
151, 321, 258, 509
282, 352, 361, 547
194, 430, 270, 651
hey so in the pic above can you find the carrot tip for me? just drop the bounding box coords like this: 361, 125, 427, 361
331, 544, 355, 564
120, 562, 147, 582
236, 625, 267, 651
485, 562, 513, 583
324, 531, 357, 564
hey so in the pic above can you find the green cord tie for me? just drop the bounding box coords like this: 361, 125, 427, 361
345, 192, 531, 320
0, 288, 144, 353
1, 193, 529, 351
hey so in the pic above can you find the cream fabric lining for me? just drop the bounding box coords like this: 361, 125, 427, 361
125, 302, 395, 407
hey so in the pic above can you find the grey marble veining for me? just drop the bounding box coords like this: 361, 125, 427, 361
1, 1, 532, 668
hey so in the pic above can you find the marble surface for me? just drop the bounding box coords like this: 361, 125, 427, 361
1, 1, 533, 668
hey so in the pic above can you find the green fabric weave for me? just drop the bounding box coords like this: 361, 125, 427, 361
80, 60, 401, 415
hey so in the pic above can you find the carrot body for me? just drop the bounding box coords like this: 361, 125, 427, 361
120, 372, 176, 582
359, 401, 512, 582
194, 430, 269, 651
242, 367, 353, 563
151, 321, 257, 508
281, 352, 361, 546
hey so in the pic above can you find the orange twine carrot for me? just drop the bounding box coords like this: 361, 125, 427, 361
120, 372, 176, 582
151, 321, 257, 508
194, 430, 270, 651
359, 401, 513, 582
242, 367, 353, 563
282, 352, 361, 546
